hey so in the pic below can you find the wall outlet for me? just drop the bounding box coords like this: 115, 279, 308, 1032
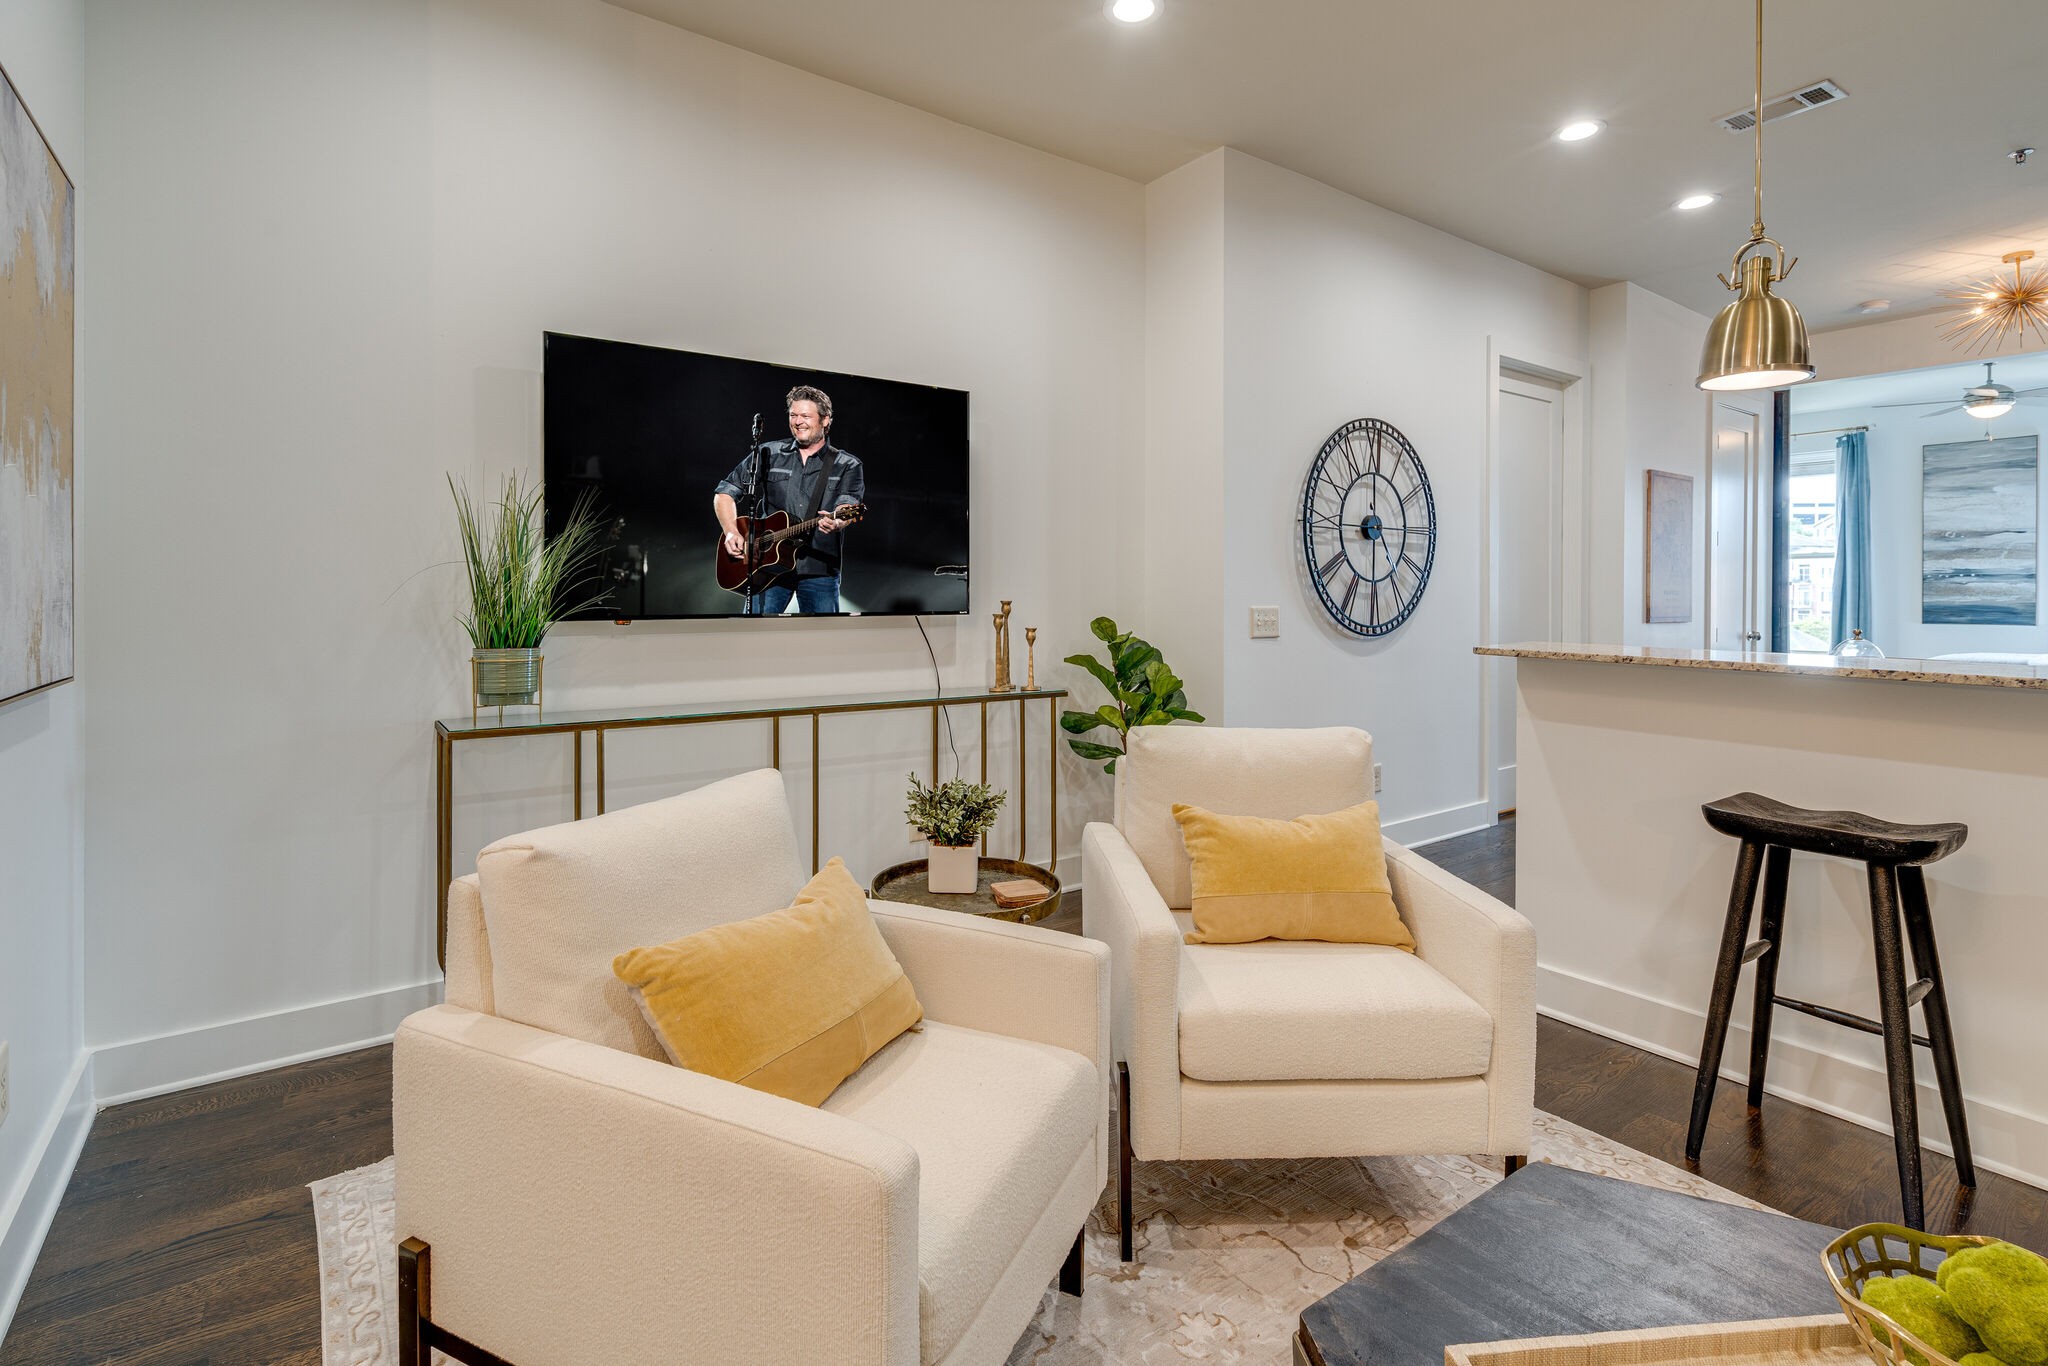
0, 1040, 9, 1129
1374, 763, 1383, 794
1250, 606, 1280, 639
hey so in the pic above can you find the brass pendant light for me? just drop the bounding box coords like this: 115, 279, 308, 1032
1697, 0, 1815, 391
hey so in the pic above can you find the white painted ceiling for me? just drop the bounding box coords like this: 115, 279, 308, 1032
612, 0, 2048, 327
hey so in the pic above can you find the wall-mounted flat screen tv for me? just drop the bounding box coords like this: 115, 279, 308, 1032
544, 332, 969, 619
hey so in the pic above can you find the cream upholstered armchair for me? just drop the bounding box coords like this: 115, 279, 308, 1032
394, 768, 1111, 1366
1082, 726, 1535, 1261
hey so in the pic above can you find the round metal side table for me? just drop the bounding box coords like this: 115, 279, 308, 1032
870, 856, 1062, 924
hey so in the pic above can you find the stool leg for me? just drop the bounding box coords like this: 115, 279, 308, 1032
1746, 845, 1792, 1110
1688, 839, 1765, 1163
1868, 863, 1925, 1230
1899, 865, 1975, 1189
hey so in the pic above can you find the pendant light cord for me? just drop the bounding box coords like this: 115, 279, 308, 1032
1751, 0, 1765, 241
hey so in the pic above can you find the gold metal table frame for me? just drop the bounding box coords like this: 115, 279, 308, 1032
433, 686, 1067, 967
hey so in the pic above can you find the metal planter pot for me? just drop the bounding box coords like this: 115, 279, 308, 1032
473, 647, 541, 707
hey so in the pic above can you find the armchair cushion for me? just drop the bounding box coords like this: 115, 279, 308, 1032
821, 1019, 1097, 1363
1175, 919, 1493, 1082
1117, 726, 1374, 908
612, 859, 923, 1105
1173, 800, 1413, 948
475, 768, 805, 1059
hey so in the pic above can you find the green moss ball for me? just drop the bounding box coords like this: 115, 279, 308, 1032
1937, 1244, 2048, 1366
1959, 1353, 2017, 1366
1863, 1274, 1987, 1365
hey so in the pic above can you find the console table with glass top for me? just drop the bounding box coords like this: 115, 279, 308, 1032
433, 686, 1068, 967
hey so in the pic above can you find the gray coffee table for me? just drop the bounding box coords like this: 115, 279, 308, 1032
1296, 1162, 1844, 1366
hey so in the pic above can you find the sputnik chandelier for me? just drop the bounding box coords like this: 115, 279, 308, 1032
1942, 250, 2048, 353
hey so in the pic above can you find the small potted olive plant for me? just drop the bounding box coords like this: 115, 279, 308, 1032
905, 774, 1007, 894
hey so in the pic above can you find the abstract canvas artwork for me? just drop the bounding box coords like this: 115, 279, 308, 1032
0, 61, 75, 705
1644, 470, 1693, 624
1923, 435, 2037, 626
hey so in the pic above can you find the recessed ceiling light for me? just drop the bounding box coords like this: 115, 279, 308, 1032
1555, 120, 1605, 142
1675, 193, 1718, 211
1854, 299, 1891, 315
1108, 0, 1157, 21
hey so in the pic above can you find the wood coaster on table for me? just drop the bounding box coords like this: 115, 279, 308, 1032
990, 878, 1048, 908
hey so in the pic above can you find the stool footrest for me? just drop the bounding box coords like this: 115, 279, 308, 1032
1741, 939, 1773, 964
1775, 994, 1933, 1050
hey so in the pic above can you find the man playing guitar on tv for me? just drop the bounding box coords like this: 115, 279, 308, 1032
713, 385, 867, 615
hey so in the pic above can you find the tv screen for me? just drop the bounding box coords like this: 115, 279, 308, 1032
543, 333, 969, 619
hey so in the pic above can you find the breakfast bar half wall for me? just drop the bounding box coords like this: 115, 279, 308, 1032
1481, 643, 2048, 1191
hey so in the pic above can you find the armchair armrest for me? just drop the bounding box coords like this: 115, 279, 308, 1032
394, 1004, 920, 1366
1384, 838, 1537, 1155
1081, 821, 1184, 1161
868, 898, 1110, 1184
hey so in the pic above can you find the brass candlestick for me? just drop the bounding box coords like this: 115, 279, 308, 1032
991, 600, 1015, 691
1025, 628, 1037, 690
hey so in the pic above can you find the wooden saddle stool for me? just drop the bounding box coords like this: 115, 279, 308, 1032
1691, 791, 1974, 1231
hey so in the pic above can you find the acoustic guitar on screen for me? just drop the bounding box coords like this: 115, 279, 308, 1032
715, 503, 868, 595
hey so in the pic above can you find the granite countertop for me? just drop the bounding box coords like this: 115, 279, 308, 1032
1475, 642, 2048, 691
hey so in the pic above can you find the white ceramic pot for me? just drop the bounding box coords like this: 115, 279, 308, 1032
927, 843, 980, 895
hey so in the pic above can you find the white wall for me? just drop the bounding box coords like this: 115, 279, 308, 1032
1791, 404, 2048, 660
1813, 311, 1958, 384
79, 0, 1144, 1095
1587, 282, 1777, 651
0, 0, 89, 1338
1216, 150, 1588, 841
1140, 150, 1226, 719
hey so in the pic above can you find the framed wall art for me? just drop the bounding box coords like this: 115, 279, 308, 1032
0, 58, 75, 706
1644, 469, 1693, 624
1923, 434, 2037, 626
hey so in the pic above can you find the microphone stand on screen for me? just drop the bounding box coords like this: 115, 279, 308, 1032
743, 412, 766, 615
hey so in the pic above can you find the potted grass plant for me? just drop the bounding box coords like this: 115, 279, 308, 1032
450, 472, 611, 708
905, 774, 1007, 894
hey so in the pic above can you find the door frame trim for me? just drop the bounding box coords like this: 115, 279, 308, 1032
1482, 338, 1588, 822
1708, 397, 1771, 651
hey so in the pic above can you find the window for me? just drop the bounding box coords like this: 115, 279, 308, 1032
1785, 450, 1837, 652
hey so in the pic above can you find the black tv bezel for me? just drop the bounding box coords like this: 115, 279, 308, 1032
542, 330, 971, 622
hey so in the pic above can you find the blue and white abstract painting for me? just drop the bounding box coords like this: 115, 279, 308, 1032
1923, 435, 2038, 625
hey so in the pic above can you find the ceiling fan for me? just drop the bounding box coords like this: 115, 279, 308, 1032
1873, 362, 2048, 420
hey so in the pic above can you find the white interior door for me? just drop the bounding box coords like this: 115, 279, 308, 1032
1491, 372, 1564, 814
1709, 404, 1761, 650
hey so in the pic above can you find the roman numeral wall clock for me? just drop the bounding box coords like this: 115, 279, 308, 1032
1300, 418, 1436, 637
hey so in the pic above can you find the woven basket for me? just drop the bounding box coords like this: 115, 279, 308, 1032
1822, 1223, 2003, 1366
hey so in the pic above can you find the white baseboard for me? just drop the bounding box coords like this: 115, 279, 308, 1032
0, 1052, 94, 1345
92, 978, 444, 1107
1385, 799, 1495, 848
1538, 962, 2048, 1191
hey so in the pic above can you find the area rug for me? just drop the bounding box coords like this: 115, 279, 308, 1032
312, 1111, 1765, 1366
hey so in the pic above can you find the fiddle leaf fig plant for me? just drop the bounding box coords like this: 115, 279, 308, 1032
1059, 616, 1205, 774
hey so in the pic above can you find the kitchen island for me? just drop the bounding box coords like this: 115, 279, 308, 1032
1479, 643, 2048, 1192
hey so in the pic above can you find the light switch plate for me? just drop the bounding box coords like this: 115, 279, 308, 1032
1250, 606, 1280, 639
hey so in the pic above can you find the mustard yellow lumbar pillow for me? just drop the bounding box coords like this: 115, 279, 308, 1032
1173, 801, 1414, 949
611, 857, 923, 1105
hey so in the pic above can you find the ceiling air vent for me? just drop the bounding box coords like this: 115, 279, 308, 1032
1717, 79, 1848, 133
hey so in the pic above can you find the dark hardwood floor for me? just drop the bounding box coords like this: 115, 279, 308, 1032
7, 819, 2044, 1364
2, 1047, 393, 1365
